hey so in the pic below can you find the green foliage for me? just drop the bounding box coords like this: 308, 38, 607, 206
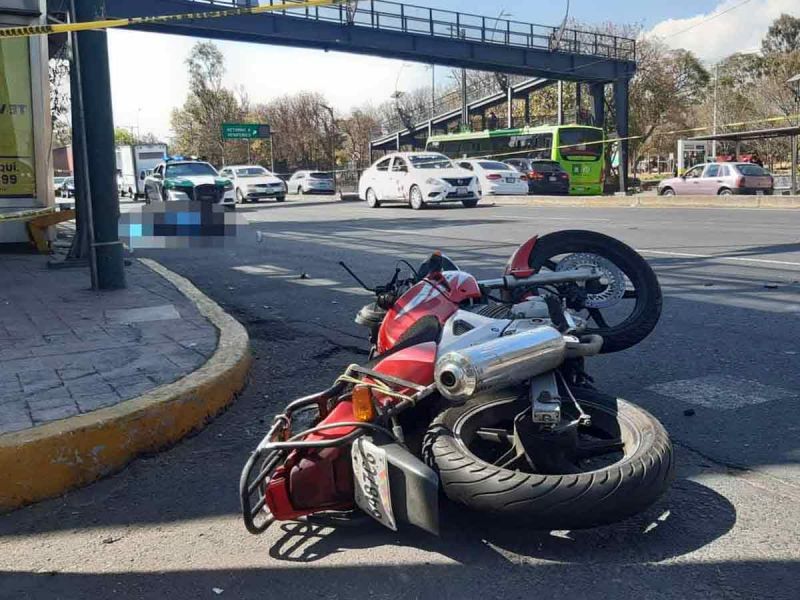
762, 14, 800, 55
114, 128, 136, 146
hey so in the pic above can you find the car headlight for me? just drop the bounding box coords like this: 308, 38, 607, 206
224, 181, 233, 190
425, 178, 445, 186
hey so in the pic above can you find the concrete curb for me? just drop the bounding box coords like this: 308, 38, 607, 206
490, 195, 800, 209
0, 259, 251, 513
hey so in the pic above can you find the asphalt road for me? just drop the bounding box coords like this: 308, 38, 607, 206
1, 198, 798, 599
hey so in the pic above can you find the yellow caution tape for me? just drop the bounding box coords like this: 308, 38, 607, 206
0, 0, 341, 38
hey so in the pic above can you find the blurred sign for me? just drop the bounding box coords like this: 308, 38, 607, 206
0, 37, 35, 197
221, 123, 271, 140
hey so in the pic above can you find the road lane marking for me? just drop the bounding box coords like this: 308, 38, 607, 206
648, 375, 796, 409
640, 249, 800, 268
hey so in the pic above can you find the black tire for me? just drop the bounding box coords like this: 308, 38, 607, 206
462, 199, 478, 208
718, 188, 733, 196
276, 195, 286, 203
528, 230, 662, 353
366, 188, 380, 208
425, 389, 674, 529
409, 185, 426, 210
660, 187, 675, 196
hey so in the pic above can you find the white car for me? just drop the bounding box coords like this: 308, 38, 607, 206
358, 152, 481, 209
219, 165, 287, 203
286, 170, 336, 195
457, 160, 528, 196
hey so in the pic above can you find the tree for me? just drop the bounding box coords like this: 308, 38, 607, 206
49, 48, 71, 147
170, 41, 246, 165
762, 14, 800, 55
114, 128, 136, 146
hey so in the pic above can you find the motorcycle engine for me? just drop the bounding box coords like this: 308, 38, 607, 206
475, 297, 587, 332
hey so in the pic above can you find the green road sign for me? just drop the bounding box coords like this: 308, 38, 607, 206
221, 123, 271, 140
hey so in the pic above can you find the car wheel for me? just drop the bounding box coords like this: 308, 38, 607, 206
236, 189, 245, 204
276, 195, 286, 203
660, 187, 675, 196
366, 188, 380, 208
409, 185, 426, 210
718, 188, 733, 196
298, 187, 305, 196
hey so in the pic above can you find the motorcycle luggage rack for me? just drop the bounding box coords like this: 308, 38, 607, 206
239, 365, 432, 534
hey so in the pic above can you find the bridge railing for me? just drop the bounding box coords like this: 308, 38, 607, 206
187, 1, 636, 61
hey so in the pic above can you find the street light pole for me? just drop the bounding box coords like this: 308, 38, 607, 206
712, 63, 719, 158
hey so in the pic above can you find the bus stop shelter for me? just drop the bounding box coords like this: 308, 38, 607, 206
689, 125, 799, 194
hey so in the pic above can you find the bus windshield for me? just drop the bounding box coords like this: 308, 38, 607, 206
409, 154, 453, 169
559, 128, 604, 160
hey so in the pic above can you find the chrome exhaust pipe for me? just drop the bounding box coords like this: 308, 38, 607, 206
434, 326, 566, 402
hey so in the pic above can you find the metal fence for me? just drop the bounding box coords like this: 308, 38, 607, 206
185, 0, 636, 61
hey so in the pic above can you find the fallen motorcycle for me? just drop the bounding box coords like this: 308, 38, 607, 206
241, 230, 673, 535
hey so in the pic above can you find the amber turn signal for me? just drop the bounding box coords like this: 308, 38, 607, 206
352, 385, 375, 422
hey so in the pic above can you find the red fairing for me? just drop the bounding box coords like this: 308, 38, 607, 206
372, 342, 436, 402
377, 271, 481, 354
504, 236, 539, 278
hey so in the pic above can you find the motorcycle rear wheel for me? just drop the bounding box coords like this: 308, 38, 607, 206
424, 388, 674, 529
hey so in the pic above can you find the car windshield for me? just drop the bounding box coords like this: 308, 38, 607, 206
408, 154, 453, 169
559, 128, 604, 159
64, 178, 74, 185
478, 161, 512, 170
737, 164, 768, 176
235, 167, 269, 177
310, 172, 333, 179
166, 163, 218, 178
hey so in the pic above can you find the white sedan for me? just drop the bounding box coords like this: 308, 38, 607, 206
219, 165, 286, 203
457, 160, 528, 195
358, 152, 481, 209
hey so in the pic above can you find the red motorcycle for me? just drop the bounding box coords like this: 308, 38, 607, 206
241, 230, 673, 535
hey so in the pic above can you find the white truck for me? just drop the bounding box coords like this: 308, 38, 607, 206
116, 144, 168, 198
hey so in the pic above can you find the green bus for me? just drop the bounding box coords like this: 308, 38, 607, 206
426, 124, 606, 195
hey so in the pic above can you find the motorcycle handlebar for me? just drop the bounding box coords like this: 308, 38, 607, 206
479, 267, 601, 291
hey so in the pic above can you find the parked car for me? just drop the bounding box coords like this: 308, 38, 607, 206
659, 162, 774, 196
504, 158, 570, 195
457, 160, 528, 195
286, 170, 335, 195
219, 165, 286, 203
358, 152, 481, 209
143, 159, 235, 208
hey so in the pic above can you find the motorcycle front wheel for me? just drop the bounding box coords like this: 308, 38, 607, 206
527, 230, 662, 353
424, 388, 674, 529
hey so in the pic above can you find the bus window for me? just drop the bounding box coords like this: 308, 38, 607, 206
559, 128, 603, 160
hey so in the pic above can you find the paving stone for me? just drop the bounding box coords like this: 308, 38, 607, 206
0, 418, 34, 434
165, 347, 206, 370
110, 374, 158, 399
75, 393, 124, 413
30, 403, 80, 424
25, 387, 72, 404
67, 378, 117, 399
56, 367, 98, 382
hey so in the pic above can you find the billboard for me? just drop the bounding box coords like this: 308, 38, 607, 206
0, 37, 35, 198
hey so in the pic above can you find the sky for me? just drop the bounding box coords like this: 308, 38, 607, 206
107, 0, 798, 141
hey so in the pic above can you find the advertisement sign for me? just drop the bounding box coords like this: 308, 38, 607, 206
0, 37, 35, 198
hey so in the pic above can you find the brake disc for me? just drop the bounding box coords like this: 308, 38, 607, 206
556, 253, 626, 308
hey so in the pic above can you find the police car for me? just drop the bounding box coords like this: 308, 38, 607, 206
143, 157, 236, 208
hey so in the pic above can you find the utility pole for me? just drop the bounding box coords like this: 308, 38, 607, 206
712, 62, 719, 158
72, 0, 125, 290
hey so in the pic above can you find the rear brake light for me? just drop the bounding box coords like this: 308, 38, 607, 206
486, 174, 502, 181
528, 172, 544, 180
559, 173, 568, 179
519, 175, 528, 181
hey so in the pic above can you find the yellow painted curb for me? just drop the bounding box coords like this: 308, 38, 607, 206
0, 259, 251, 512
492, 195, 800, 209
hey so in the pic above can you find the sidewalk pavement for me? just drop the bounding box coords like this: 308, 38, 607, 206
0, 257, 217, 435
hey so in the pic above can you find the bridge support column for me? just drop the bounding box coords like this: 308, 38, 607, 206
557, 81, 564, 125
575, 83, 583, 124
74, 0, 125, 289
613, 79, 630, 194
506, 87, 513, 128
590, 83, 605, 128
524, 94, 530, 127
461, 69, 468, 131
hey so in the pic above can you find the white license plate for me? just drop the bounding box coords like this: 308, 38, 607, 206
506, 177, 516, 183
756, 190, 764, 196
456, 187, 468, 196
352, 438, 396, 531
549, 176, 557, 182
